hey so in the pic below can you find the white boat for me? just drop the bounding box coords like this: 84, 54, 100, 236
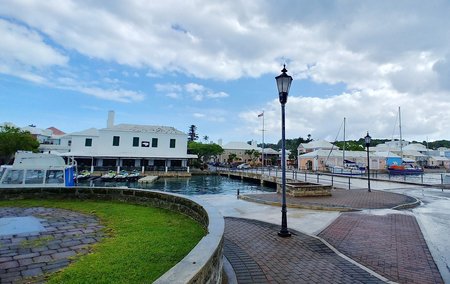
328, 160, 366, 175
0, 152, 76, 187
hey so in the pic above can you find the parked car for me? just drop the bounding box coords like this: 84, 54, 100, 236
237, 163, 251, 169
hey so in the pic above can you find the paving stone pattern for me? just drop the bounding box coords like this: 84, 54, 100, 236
0, 207, 104, 284
224, 217, 385, 284
318, 213, 444, 284
245, 189, 417, 210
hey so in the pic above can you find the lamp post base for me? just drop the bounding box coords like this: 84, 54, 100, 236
278, 230, 291, 238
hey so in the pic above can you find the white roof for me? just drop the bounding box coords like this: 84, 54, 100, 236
21, 126, 52, 136
298, 139, 334, 150
404, 143, 427, 151
402, 150, 427, 157
263, 148, 279, 155
299, 149, 394, 159
223, 141, 259, 151
372, 151, 400, 158
70, 128, 99, 136
430, 156, 449, 161
103, 124, 185, 135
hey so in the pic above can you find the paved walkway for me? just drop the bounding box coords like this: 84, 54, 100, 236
225, 217, 386, 284
242, 188, 419, 210
319, 213, 443, 284
222, 189, 444, 283
0, 207, 104, 284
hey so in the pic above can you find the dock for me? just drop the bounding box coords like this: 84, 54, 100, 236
137, 176, 159, 185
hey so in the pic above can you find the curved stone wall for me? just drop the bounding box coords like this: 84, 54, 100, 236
0, 187, 224, 284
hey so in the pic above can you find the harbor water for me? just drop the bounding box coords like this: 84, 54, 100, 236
78, 175, 275, 195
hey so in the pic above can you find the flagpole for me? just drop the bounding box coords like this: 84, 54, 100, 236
262, 111, 265, 167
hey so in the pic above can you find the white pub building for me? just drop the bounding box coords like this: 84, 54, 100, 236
62, 111, 194, 172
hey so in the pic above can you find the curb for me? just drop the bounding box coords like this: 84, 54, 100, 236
238, 195, 360, 212
391, 196, 421, 210
238, 193, 421, 212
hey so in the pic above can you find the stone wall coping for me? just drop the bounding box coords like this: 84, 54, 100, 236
153, 193, 224, 284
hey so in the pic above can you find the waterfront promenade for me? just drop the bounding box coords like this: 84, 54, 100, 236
201, 169, 447, 283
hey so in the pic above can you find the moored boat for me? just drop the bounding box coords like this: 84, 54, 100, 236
0, 152, 76, 187
101, 170, 116, 180
387, 163, 423, 175
328, 161, 366, 175
127, 170, 141, 181
76, 170, 91, 180
114, 170, 129, 181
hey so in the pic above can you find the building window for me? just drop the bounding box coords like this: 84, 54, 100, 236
113, 136, 120, 146
85, 138, 92, 147
133, 137, 139, 147
170, 139, 176, 148
68, 140, 72, 146
152, 138, 158, 148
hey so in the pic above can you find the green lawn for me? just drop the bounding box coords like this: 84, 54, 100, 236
0, 199, 206, 283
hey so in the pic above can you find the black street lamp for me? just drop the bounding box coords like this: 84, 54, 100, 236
365, 132, 372, 192
276, 65, 293, 237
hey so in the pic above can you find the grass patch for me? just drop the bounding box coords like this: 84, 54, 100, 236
20, 235, 55, 248
0, 199, 206, 283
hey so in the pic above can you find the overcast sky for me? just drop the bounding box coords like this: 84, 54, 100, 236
1, 1, 450, 144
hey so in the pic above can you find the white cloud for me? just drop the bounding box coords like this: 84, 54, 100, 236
185, 83, 205, 93
0, 19, 68, 83
74, 87, 145, 103
155, 83, 183, 93
166, 92, 180, 99
2, 1, 450, 141
155, 82, 229, 101
240, 88, 450, 143
207, 91, 229, 99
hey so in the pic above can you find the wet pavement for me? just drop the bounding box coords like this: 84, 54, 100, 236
241, 188, 419, 210
0, 207, 104, 284
225, 217, 386, 284
198, 187, 446, 284
319, 213, 443, 283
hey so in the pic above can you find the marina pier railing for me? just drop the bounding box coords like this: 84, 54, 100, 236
217, 166, 448, 190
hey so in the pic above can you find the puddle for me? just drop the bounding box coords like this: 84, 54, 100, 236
0, 216, 45, 236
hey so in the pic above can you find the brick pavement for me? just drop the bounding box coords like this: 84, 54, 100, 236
224, 217, 386, 284
0, 207, 104, 284
243, 188, 419, 210
318, 213, 444, 284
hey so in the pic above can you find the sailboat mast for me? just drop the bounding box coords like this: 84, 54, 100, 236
398, 106, 403, 159
343, 117, 346, 166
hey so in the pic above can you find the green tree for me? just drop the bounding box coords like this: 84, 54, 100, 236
0, 125, 40, 164
227, 153, 238, 164
188, 141, 224, 163
244, 149, 261, 164
188, 125, 199, 142
334, 141, 364, 151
